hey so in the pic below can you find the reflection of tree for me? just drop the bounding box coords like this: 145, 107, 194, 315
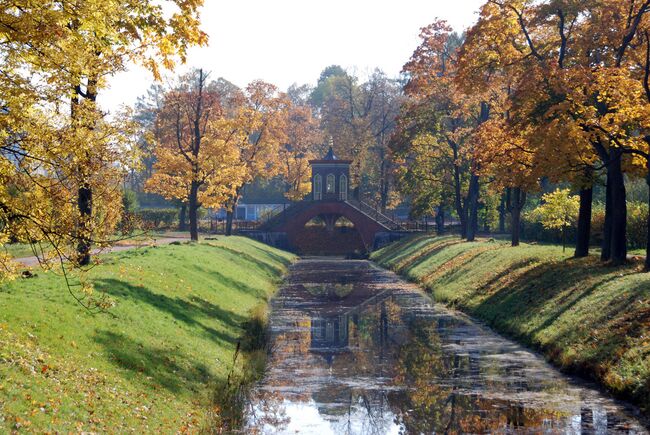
245, 390, 289, 434
391, 319, 452, 433
390, 318, 569, 433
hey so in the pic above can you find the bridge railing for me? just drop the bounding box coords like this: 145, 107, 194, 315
345, 199, 407, 231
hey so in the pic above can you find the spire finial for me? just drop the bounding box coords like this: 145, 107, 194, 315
323, 138, 337, 160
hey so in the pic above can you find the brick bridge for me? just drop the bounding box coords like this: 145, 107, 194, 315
259, 199, 404, 254
245, 147, 407, 255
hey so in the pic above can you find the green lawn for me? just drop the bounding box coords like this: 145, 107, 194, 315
372, 235, 650, 414
0, 237, 295, 432
1, 243, 43, 259
630, 248, 647, 256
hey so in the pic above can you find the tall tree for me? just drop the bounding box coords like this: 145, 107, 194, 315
223, 81, 288, 235
457, 0, 650, 264
280, 103, 324, 201
131, 84, 166, 192
146, 69, 243, 241
364, 70, 403, 212
310, 66, 402, 207
0, 0, 207, 273
395, 21, 492, 240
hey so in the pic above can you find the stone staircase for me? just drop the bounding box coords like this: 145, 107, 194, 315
344, 199, 405, 231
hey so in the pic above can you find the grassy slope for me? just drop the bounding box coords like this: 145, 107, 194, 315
372, 235, 650, 413
0, 237, 294, 432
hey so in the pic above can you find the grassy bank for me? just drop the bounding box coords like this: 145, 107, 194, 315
372, 235, 650, 413
0, 237, 294, 432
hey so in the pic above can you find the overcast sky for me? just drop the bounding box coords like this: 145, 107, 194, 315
100, 0, 484, 112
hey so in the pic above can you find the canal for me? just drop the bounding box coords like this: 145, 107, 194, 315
246, 258, 647, 433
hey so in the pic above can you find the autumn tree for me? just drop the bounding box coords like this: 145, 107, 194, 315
530, 188, 580, 252
363, 70, 403, 211
458, 0, 650, 265
0, 0, 207, 275
280, 103, 323, 201
146, 69, 243, 241
392, 132, 454, 223
472, 116, 537, 246
310, 66, 402, 209
394, 21, 493, 241
223, 81, 288, 235
130, 84, 166, 192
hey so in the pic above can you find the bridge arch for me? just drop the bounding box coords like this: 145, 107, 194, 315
273, 201, 388, 251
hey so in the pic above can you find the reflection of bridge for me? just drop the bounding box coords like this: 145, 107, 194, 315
310, 283, 396, 355
310, 314, 349, 350
245, 147, 412, 254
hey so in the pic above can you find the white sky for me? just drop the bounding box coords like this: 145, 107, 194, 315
100, 0, 484, 112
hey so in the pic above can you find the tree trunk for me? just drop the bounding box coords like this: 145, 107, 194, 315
179, 203, 187, 231
188, 181, 199, 241
467, 101, 488, 241
72, 78, 97, 266
458, 207, 468, 239
498, 193, 506, 233
451, 143, 466, 240
511, 204, 521, 246
646, 168, 650, 271
507, 187, 526, 247
466, 174, 480, 241
225, 198, 237, 237
608, 152, 627, 266
380, 156, 389, 214
601, 170, 613, 262
225, 210, 233, 236
77, 185, 92, 265
574, 185, 593, 258
483, 202, 490, 233
436, 205, 445, 234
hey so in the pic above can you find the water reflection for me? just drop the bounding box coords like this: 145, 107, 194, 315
246, 259, 647, 434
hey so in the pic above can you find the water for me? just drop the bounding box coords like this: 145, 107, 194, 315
245, 258, 648, 434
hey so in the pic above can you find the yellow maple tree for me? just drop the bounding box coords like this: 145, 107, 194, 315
0, 0, 206, 287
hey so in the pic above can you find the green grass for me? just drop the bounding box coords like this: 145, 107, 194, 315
0, 237, 295, 432
372, 235, 650, 414
630, 248, 647, 256
1, 243, 43, 259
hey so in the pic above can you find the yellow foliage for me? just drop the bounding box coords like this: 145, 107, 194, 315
0, 0, 207, 279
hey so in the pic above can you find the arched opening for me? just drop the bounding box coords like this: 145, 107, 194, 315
326, 174, 335, 194
291, 213, 365, 255
313, 174, 322, 200
339, 175, 348, 201
304, 215, 326, 228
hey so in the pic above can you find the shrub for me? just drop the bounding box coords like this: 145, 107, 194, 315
527, 189, 579, 251
121, 189, 139, 213
137, 208, 178, 229
628, 202, 649, 250
117, 189, 141, 234
524, 201, 648, 250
